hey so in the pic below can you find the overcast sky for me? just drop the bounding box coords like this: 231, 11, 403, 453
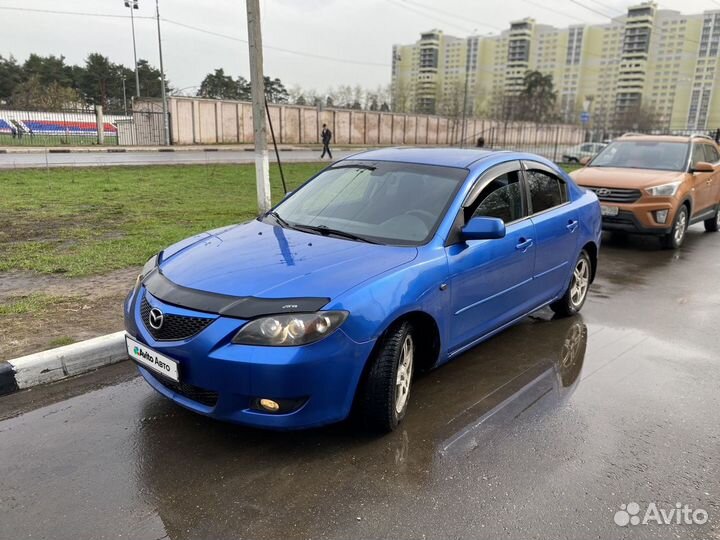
1, 0, 717, 94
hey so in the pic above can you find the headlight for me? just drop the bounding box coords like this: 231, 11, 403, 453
232, 311, 348, 346
646, 181, 681, 197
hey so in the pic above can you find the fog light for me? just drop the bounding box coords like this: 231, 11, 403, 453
655, 210, 669, 224
259, 398, 280, 412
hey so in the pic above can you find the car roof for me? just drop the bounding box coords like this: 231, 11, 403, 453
344, 147, 498, 168
616, 134, 701, 144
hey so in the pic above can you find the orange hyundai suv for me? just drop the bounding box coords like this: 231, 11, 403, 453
570, 134, 720, 248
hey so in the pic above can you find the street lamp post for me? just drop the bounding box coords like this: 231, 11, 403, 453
124, 0, 141, 98
155, 0, 170, 145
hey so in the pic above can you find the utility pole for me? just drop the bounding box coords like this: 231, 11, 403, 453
246, 0, 271, 214
155, 0, 170, 145
124, 1, 141, 97
460, 34, 475, 148
122, 78, 128, 116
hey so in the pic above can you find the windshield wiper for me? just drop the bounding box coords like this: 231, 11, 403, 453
293, 224, 380, 244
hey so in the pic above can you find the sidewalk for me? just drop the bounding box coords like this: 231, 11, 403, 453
0, 144, 376, 154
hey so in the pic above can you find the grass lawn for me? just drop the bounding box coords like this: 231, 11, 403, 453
0, 133, 116, 147
0, 162, 325, 277
0, 160, 581, 358
0, 161, 580, 278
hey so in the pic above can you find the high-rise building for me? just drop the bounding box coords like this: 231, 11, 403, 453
391, 2, 720, 130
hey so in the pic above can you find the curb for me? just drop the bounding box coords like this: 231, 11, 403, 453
0, 331, 127, 397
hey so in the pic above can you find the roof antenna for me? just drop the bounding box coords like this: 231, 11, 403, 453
264, 96, 288, 194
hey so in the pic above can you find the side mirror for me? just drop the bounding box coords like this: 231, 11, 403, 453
692, 161, 714, 173
460, 217, 506, 241
579, 156, 591, 166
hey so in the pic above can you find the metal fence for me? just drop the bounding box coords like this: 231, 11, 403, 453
469, 126, 720, 164
0, 107, 167, 147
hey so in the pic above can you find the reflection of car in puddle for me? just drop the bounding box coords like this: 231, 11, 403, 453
132, 315, 587, 539
437, 317, 587, 457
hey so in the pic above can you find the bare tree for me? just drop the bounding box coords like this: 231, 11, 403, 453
391, 79, 413, 113
437, 80, 466, 143
612, 104, 662, 132
288, 84, 306, 105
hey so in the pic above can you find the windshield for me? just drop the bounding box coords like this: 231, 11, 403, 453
267, 161, 468, 245
589, 141, 689, 171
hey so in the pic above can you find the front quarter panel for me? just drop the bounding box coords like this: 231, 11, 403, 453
329, 245, 450, 356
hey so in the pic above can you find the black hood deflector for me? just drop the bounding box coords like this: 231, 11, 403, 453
143, 269, 330, 319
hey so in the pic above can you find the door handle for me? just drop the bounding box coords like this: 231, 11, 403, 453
515, 238, 534, 252
566, 219, 579, 233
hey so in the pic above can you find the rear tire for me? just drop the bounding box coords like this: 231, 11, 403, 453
660, 205, 688, 249
550, 250, 592, 317
357, 321, 415, 433
704, 208, 719, 232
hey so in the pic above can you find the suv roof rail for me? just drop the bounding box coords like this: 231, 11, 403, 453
690, 134, 714, 141
618, 132, 645, 137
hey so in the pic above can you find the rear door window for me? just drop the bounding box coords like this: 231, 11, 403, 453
526, 169, 568, 214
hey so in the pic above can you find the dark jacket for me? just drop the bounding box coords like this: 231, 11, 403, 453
321, 128, 332, 144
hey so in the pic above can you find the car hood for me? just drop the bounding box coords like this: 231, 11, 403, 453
570, 167, 685, 189
158, 220, 418, 300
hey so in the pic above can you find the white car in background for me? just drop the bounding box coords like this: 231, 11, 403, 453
562, 142, 607, 163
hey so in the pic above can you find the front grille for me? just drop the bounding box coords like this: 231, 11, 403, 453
586, 186, 642, 204
603, 211, 636, 225
140, 295, 214, 341
153, 375, 219, 407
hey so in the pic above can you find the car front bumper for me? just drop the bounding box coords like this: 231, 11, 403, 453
599, 201, 675, 235
124, 286, 375, 429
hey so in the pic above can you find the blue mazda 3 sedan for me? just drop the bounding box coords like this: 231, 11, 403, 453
124, 148, 601, 432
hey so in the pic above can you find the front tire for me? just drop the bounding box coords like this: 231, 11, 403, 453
660, 205, 688, 249
704, 208, 719, 232
358, 321, 415, 433
550, 250, 591, 317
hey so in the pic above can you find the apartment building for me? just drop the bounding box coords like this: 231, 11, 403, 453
391, 2, 720, 130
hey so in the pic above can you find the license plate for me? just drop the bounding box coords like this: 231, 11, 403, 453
126, 335, 180, 382
601, 205, 619, 217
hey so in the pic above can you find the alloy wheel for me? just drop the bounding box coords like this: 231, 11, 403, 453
395, 334, 414, 415
570, 258, 590, 308
674, 209, 687, 245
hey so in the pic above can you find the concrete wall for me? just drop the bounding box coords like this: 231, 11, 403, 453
152, 97, 585, 147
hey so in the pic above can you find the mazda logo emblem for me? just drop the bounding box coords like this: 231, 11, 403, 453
148, 308, 164, 330
596, 188, 612, 197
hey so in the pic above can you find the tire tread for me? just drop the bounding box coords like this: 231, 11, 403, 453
358, 321, 412, 433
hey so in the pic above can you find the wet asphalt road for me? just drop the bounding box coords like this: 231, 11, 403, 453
1, 226, 719, 540
0, 150, 356, 169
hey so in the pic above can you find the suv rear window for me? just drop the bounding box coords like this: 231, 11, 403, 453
590, 141, 689, 171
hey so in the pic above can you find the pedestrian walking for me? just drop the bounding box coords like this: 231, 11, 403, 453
320, 123, 333, 159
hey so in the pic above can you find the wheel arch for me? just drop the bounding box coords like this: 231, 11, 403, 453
357, 309, 441, 384
581, 241, 598, 283
680, 197, 692, 217
349, 309, 441, 420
